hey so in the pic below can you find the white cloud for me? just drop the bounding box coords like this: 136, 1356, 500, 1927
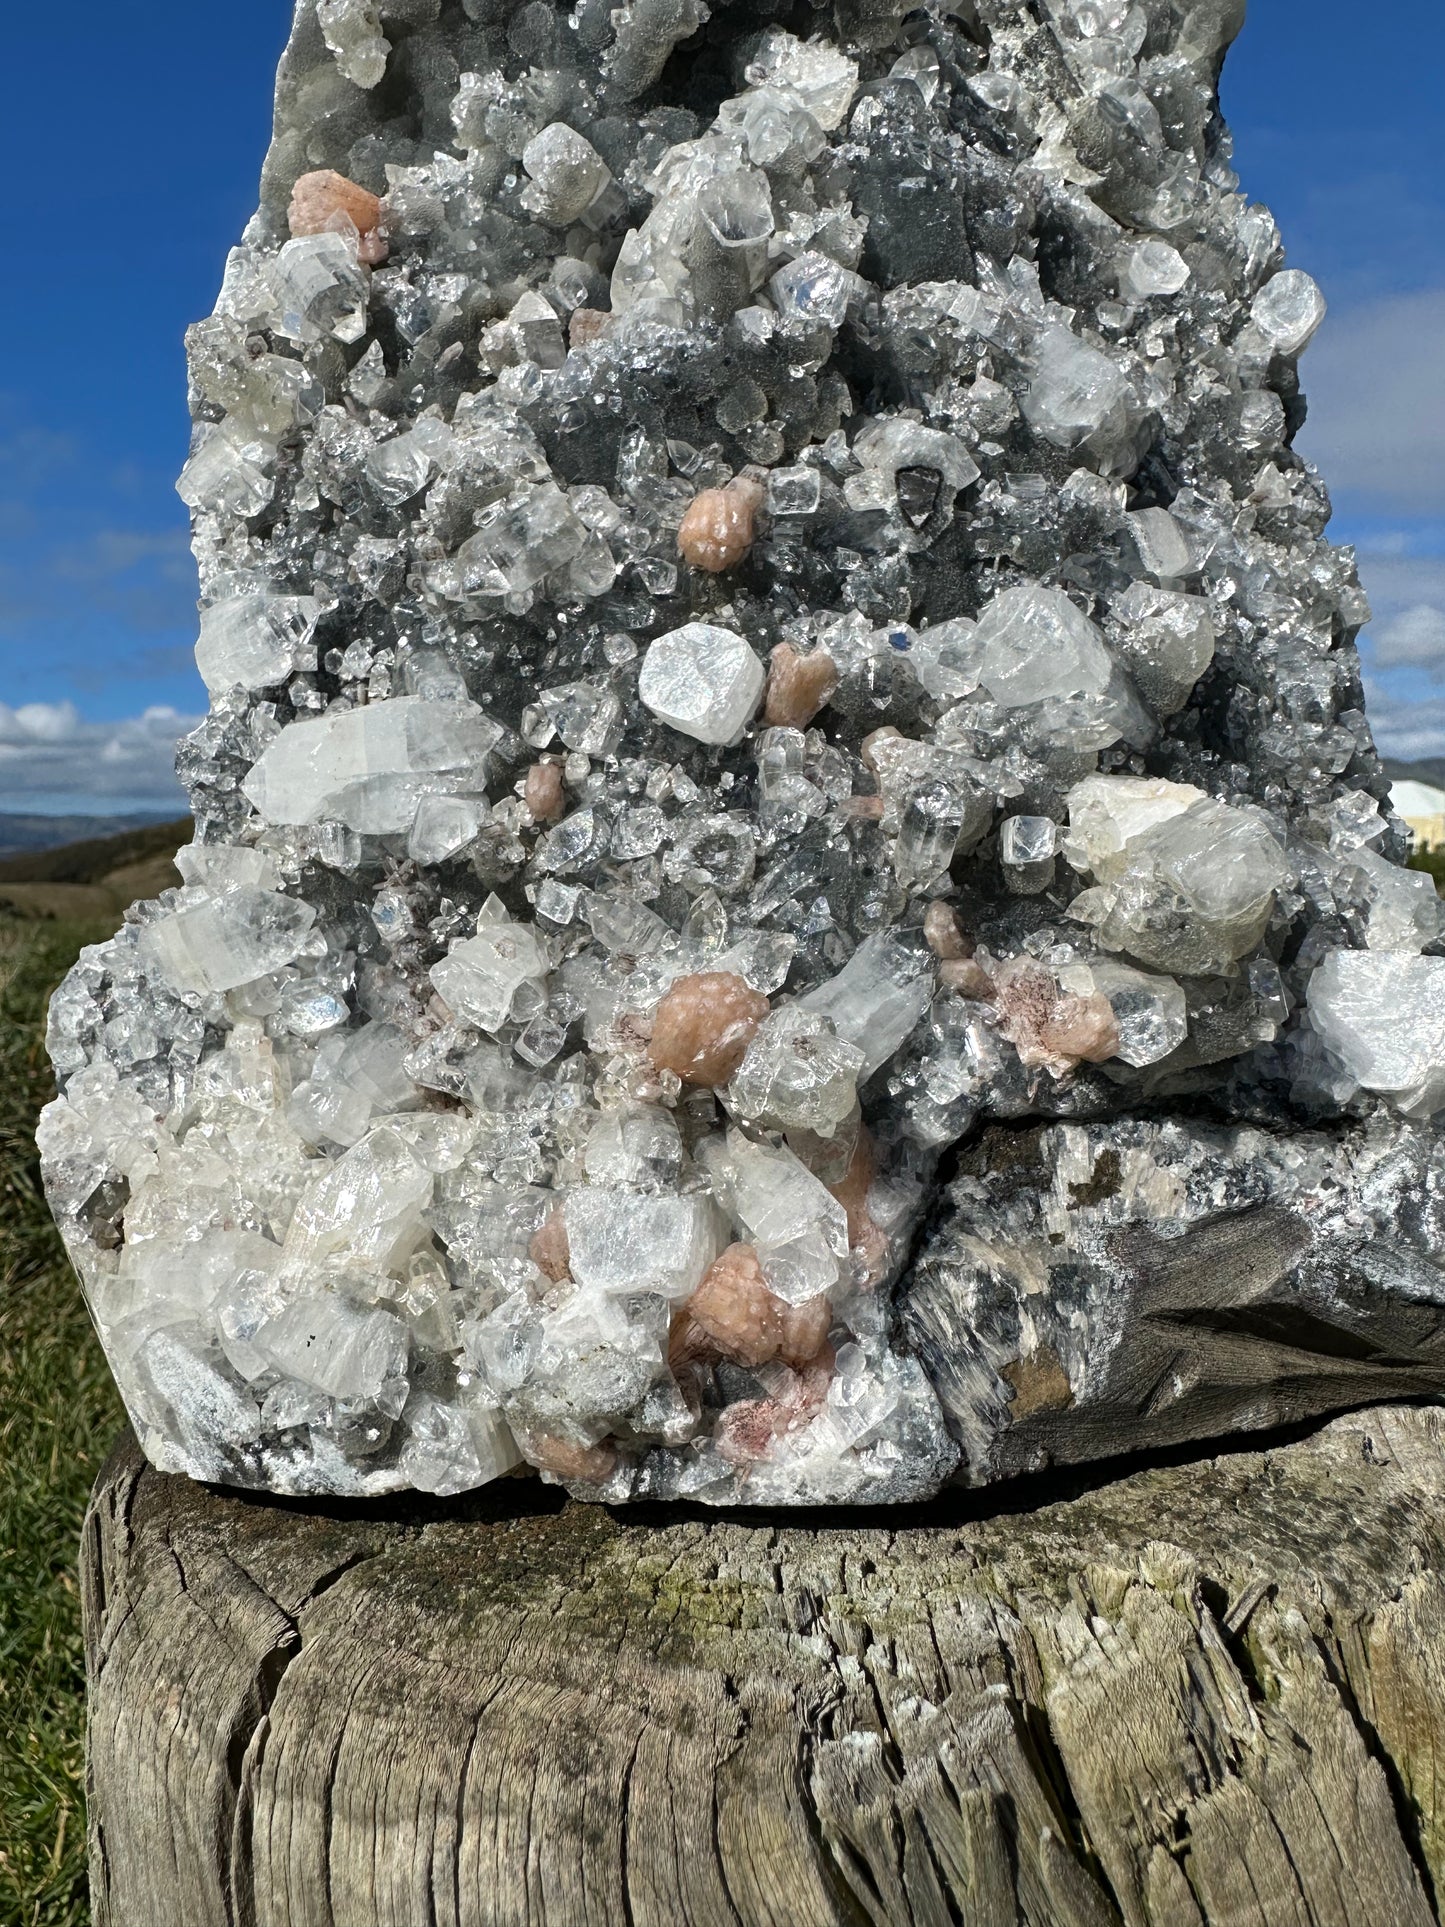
1298, 289, 1445, 513
1372, 603, 1445, 670
1354, 555, 1445, 681
0, 702, 199, 812
1359, 686, 1445, 764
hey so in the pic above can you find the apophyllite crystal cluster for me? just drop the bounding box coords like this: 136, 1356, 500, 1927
40, 0, 1445, 1504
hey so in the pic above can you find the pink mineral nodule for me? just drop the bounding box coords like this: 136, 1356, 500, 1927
714, 1351, 836, 1468
568, 307, 614, 349
676, 477, 766, 573
991, 959, 1120, 1076
827, 1130, 890, 1283
923, 900, 970, 961
763, 642, 839, 729
647, 971, 770, 1087
287, 167, 388, 265
525, 1433, 618, 1486
524, 760, 566, 824
686, 1243, 832, 1370
940, 957, 996, 1000
529, 1208, 571, 1283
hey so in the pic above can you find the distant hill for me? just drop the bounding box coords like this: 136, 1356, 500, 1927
0, 811, 182, 861
1383, 758, 1445, 794
0, 817, 191, 926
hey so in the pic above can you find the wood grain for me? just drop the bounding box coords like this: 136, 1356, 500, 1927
84, 1406, 1445, 1925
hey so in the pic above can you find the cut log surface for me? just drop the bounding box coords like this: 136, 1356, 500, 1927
83, 1406, 1445, 1927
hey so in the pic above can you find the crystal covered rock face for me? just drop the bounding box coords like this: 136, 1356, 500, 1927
39, 0, 1445, 1504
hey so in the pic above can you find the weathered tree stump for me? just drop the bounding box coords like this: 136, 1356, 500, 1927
83, 1405, 1445, 1927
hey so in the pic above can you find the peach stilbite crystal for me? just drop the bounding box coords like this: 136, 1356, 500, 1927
764, 642, 839, 728
826, 1129, 889, 1282
687, 1243, 832, 1370
648, 971, 769, 1086
524, 761, 566, 824
924, 901, 970, 961
677, 477, 766, 573
529, 1208, 571, 1283
568, 308, 614, 349
526, 1434, 618, 1484
778, 1294, 833, 1369
287, 168, 389, 265
940, 957, 996, 999
688, 1244, 783, 1366
991, 958, 1120, 1075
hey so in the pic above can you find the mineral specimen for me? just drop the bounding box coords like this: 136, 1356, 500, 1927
40, 0, 1445, 1506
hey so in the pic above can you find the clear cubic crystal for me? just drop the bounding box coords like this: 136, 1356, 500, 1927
1251, 269, 1327, 356
195, 592, 322, 694
728, 1006, 865, 1136
638, 623, 766, 745
430, 915, 551, 1032
975, 583, 1113, 706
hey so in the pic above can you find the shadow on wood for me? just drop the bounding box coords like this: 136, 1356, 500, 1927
83, 1406, 1445, 1926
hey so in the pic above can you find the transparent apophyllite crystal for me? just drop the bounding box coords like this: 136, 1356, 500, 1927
999, 816, 1058, 866
583, 1107, 683, 1189
909, 617, 984, 701
139, 888, 318, 996
974, 584, 1114, 706
407, 794, 488, 864
728, 1006, 865, 1137
252, 1294, 409, 1404
194, 591, 322, 693
242, 695, 499, 834
638, 623, 766, 745
712, 1134, 850, 1305
316, 0, 389, 88
999, 815, 1058, 894
767, 466, 822, 517
1308, 953, 1445, 1116
176, 423, 273, 520
1124, 508, 1193, 584
538, 681, 624, 757
1059, 957, 1189, 1067
1066, 776, 1290, 976
1121, 238, 1190, 299
397, 1387, 521, 1497
521, 123, 613, 226
770, 251, 853, 326
1111, 584, 1216, 714
1251, 268, 1327, 356
1063, 775, 1209, 876
269, 233, 370, 345
564, 1187, 723, 1300
800, 937, 935, 1079
363, 418, 450, 507
1335, 847, 1445, 954
430, 901, 551, 1033
1022, 325, 1149, 475
849, 418, 980, 525
745, 27, 858, 128
289, 1023, 419, 1150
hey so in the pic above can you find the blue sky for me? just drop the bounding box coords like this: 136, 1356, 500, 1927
0, 2, 1441, 810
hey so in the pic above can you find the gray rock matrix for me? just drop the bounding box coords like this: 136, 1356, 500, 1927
39, 0, 1445, 1504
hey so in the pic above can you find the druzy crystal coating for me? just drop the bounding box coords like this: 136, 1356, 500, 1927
38, 0, 1445, 1506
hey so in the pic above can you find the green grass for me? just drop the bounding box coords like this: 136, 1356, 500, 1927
0, 918, 124, 1927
